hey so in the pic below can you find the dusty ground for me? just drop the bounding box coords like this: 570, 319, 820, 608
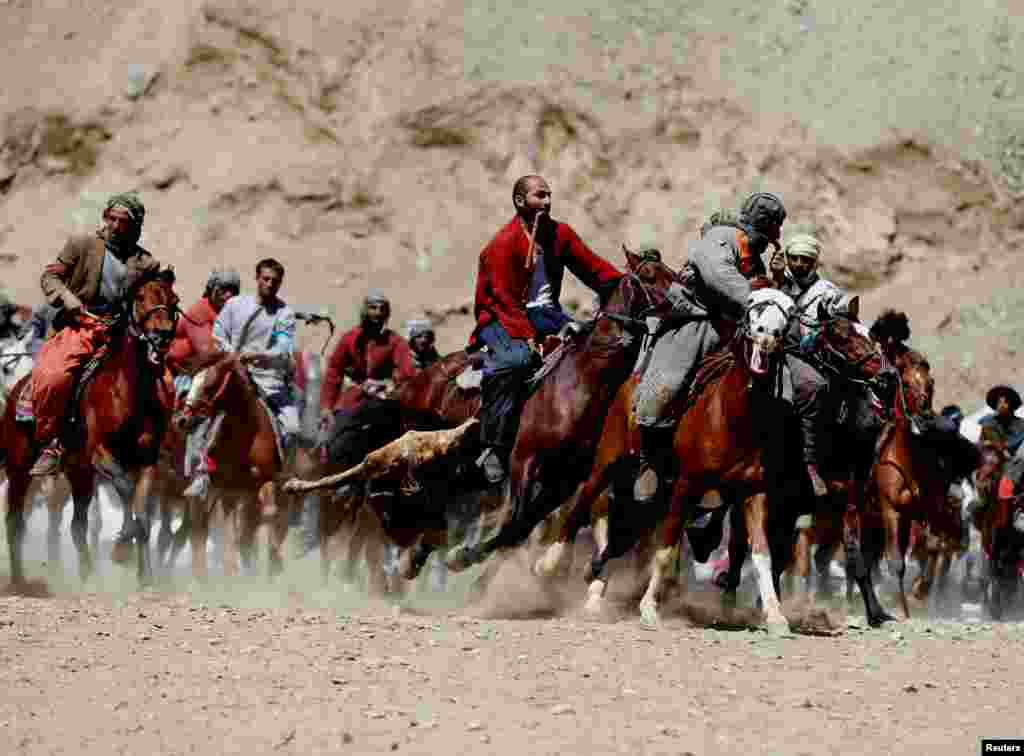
1, 518, 1022, 756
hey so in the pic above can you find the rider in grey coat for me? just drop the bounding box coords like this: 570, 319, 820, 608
632, 192, 787, 502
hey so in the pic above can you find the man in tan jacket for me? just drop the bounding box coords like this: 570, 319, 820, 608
29, 192, 160, 475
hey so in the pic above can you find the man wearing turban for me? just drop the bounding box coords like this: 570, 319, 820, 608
29, 192, 160, 476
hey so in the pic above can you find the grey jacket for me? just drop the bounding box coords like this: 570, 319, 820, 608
665, 225, 755, 324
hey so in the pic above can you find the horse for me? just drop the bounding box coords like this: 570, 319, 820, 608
972, 451, 1024, 618
172, 349, 295, 579
532, 287, 793, 631
866, 347, 981, 619
439, 251, 675, 590
287, 251, 676, 596
3, 268, 180, 587
539, 296, 898, 628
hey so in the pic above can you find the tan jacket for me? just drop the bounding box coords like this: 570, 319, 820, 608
40, 234, 158, 309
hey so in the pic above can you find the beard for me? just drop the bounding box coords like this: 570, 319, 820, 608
102, 225, 139, 255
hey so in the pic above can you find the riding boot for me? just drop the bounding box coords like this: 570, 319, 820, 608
476, 371, 523, 485
634, 425, 676, 503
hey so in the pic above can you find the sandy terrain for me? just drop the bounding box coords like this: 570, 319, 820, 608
1, 553, 1021, 756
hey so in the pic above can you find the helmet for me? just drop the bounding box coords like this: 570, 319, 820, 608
738, 192, 786, 242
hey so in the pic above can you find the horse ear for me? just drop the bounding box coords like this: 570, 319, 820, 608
847, 295, 860, 321
623, 244, 641, 271
817, 299, 829, 323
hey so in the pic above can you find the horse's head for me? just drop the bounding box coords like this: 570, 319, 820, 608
898, 350, 935, 417
974, 444, 1008, 502
811, 299, 896, 401
127, 267, 179, 365
587, 247, 678, 350
172, 350, 240, 432
741, 288, 794, 377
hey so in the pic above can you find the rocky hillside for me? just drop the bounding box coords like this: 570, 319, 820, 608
1, 0, 1022, 407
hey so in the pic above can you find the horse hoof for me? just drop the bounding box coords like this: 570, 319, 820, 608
868, 611, 897, 628
639, 602, 660, 629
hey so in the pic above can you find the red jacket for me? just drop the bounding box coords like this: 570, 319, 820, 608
471, 216, 622, 343
321, 326, 416, 412
166, 296, 217, 374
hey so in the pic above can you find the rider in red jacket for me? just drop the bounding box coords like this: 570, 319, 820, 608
470, 175, 622, 483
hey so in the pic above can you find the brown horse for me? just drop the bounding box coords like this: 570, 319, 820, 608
173, 351, 290, 578
3, 269, 179, 586
533, 288, 794, 630
867, 348, 980, 619
542, 296, 897, 627
440, 251, 675, 588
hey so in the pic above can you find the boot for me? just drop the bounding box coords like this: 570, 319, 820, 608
29, 439, 63, 477
634, 426, 675, 502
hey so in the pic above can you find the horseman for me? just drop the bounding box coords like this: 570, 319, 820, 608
406, 319, 440, 369
184, 258, 298, 497
319, 291, 415, 425
471, 174, 622, 484
632, 192, 787, 502
214, 258, 299, 442
979, 385, 1024, 456
29, 192, 160, 476
772, 232, 857, 497
166, 268, 240, 388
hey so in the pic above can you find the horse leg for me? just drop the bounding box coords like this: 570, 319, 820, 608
743, 492, 789, 632
719, 502, 746, 609
263, 482, 288, 579
896, 516, 912, 620
536, 455, 619, 578
167, 500, 191, 573
189, 493, 213, 581
854, 511, 896, 626
64, 467, 96, 584
221, 498, 243, 578
792, 522, 812, 598
235, 493, 261, 576
46, 482, 64, 572
126, 465, 157, 586
583, 513, 612, 616
5, 472, 32, 586
639, 477, 699, 627
155, 494, 175, 571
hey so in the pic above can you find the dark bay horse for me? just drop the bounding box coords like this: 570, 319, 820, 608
173, 351, 291, 578
3, 269, 179, 586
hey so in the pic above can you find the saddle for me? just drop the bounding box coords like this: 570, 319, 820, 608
454, 334, 574, 393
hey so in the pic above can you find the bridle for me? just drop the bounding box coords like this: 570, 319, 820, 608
126, 275, 179, 362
